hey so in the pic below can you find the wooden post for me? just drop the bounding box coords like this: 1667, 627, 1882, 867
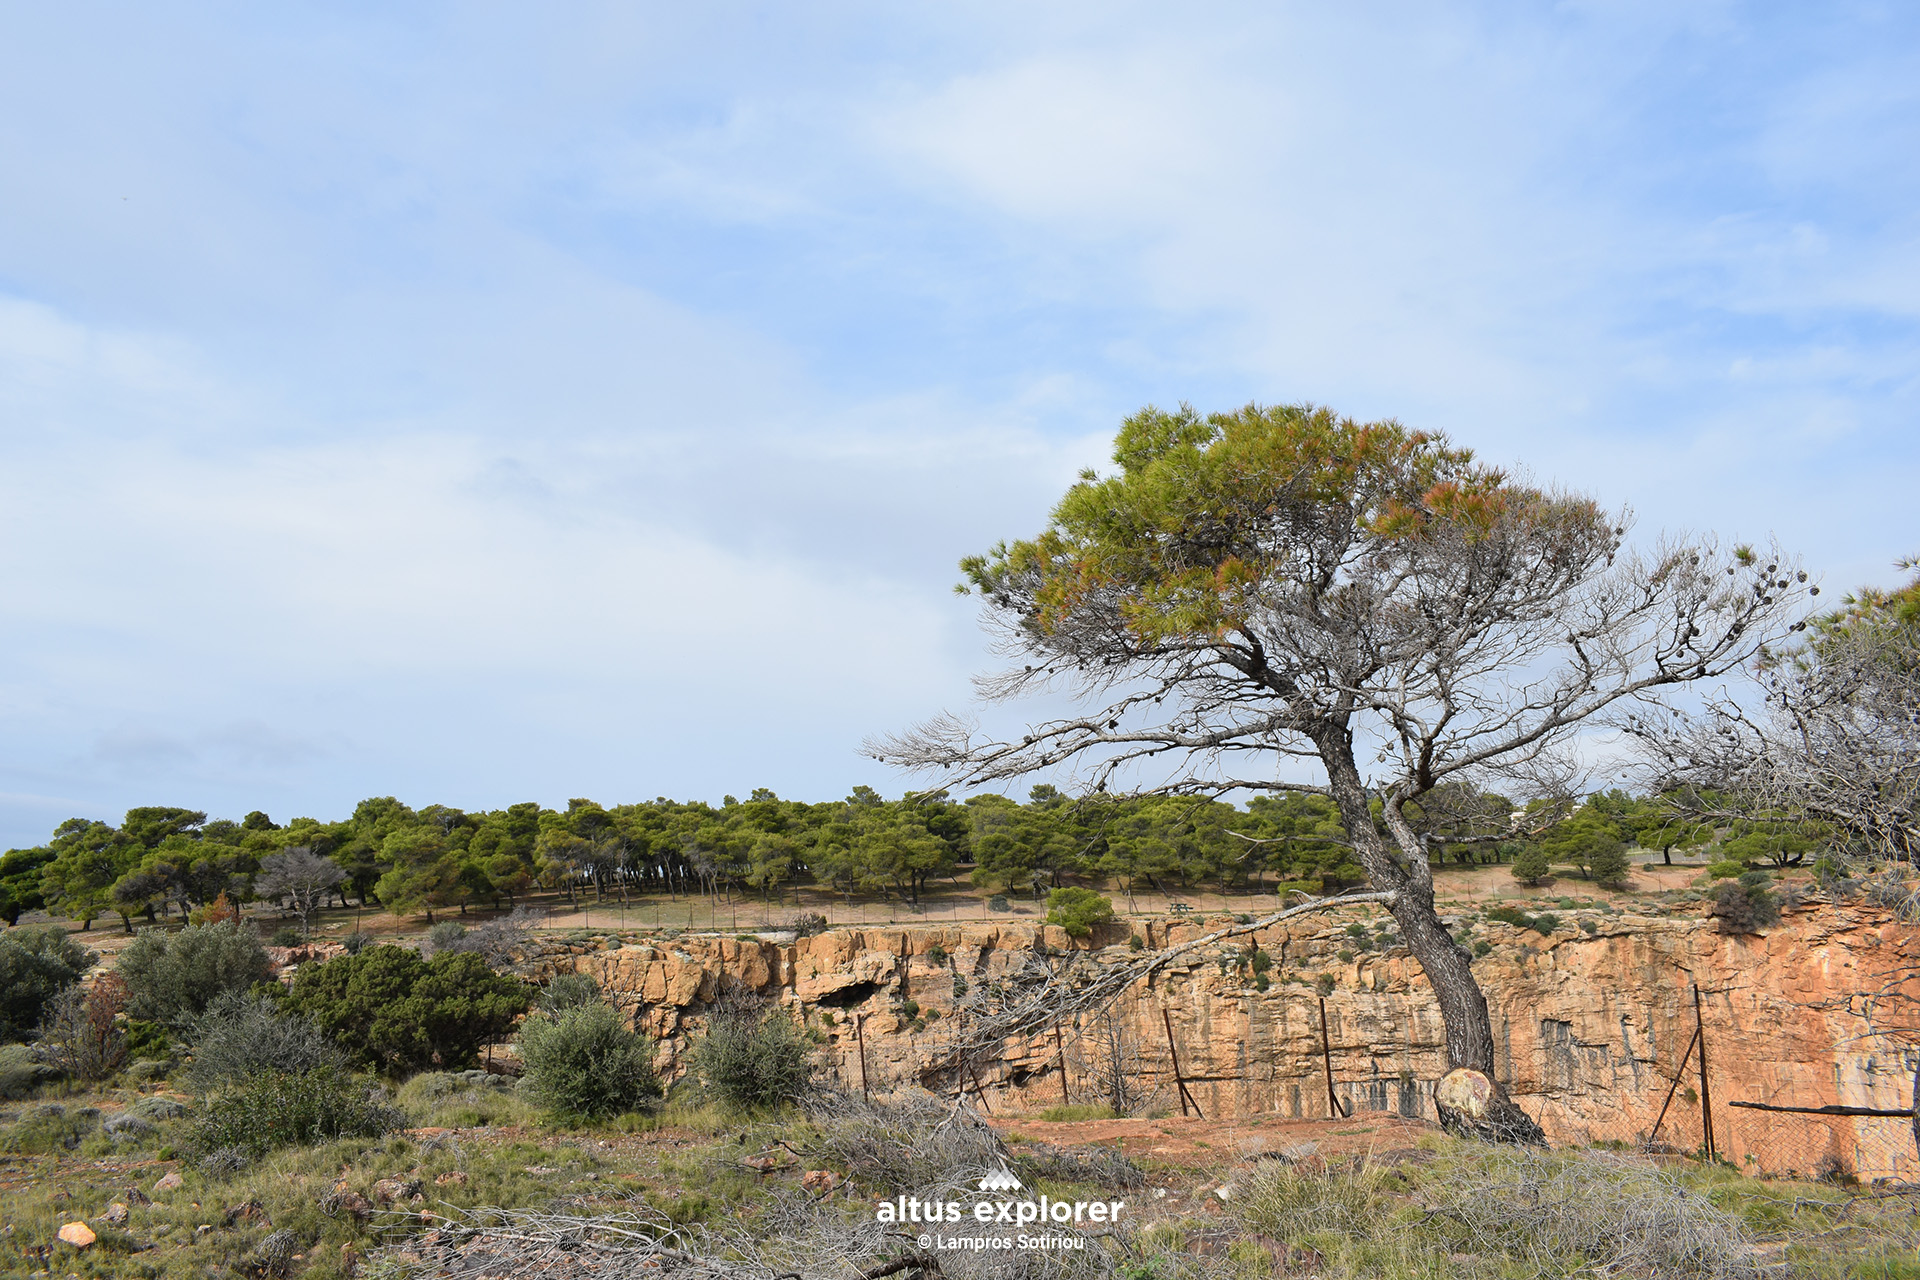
1319, 997, 1350, 1119
1161, 1007, 1203, 1120
1054, 1023, 1071, 1106
1693, 985, 1715, 1161
855, 1013, 869, 1103
967, 1060, 993, 1114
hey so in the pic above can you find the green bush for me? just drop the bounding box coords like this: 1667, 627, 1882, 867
125, 1019, 171, 1061
1590, 841, 1631, 888
518, 1001, 662, 1121
537, 970, 603, 1015
282, 945, 531, 1074
688, 999, 814, 1111
190, 1068, 405, 1156
1711, 875, 1780, 934
1705, 860, 1747, 880
268, 926, 302, 948
1045, 887, 1114, 937
425, 920, 468, 954
0, 925, 94, 1041
1510, 845, 1551, 885
183, 991, 345, 1090
987, 895, 1010, 912
116, 920, 274, 1026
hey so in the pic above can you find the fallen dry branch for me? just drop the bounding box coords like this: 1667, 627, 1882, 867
928, 890, 1395, 1084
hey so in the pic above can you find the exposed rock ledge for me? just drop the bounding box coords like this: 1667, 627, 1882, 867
524, 905, 1917, 1175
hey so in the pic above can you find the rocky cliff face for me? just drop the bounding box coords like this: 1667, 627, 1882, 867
532, 902, 1920, 1180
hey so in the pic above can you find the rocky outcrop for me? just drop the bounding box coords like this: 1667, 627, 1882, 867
529, 902, 1920, 1179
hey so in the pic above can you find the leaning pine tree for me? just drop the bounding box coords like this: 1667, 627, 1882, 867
874, 402, 1806, 1141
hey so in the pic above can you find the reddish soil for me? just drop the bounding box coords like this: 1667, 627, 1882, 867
990, 1111, 1437, 1172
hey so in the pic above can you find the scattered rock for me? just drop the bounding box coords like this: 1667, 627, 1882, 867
97, 1203, 129, 1226
124, 1187, 151, 1206
225, 1200, 269, 1226
57, 1222, 96, 1248
1213, 1183, 1235, 1201
194, 1223, 213, 1238
433, 1170, 469, 1187
152, 1171, 184, 1194
372, 1177, 423, 1205
522, 1165, 557, 1175
323, 1184, 374, 1221
801, 1170, 837, 1193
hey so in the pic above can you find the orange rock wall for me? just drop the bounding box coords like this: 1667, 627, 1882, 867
536, 903, 1920, 1179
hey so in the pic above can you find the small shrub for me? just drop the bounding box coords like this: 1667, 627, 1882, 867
987, 895, 1010, 913
0, 926, 94, 1041
183, 991, 345, 1090
435, 905, 539, 965
518, 1001, 662, 1121
1315, 973, 1336, 995
1580, 918, 1599, 934
1128, 933, 1145, 951
1530, 912, 1560, 934
689, 997, 814, 1111
1510, 844, 1551, 885
1045, 887, 1114, 937
925, 944, 948, 966
425, 921, 469, 954
342, 931, 373, 955
35, 973, 129, 1082
131, 1094, 187, 1121
1038, 1102, 1115, 1122
1337, 949, 1355, 962
117, 920, 274, 1026
1473, 940, 1493, 957
538, 970, 603, 1014
125, 1018, 171, 1061
0, 1102, 100, 1153
103, 1111, 155, 1143
791, 911, 829, 938
190, 1068, 405, 1156
0, 1043, 55, 1098
1705, 859, 1747, 880
268, 926, 302, 948
1711, 877, 1781, 934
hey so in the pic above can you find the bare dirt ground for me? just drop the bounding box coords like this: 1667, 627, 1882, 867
992, 1112, 1437, 1172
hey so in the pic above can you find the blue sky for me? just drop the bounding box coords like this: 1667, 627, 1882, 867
1, 2, 1916, 847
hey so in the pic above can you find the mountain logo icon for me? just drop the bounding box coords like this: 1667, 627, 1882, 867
977, 1167, 1023, 1193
